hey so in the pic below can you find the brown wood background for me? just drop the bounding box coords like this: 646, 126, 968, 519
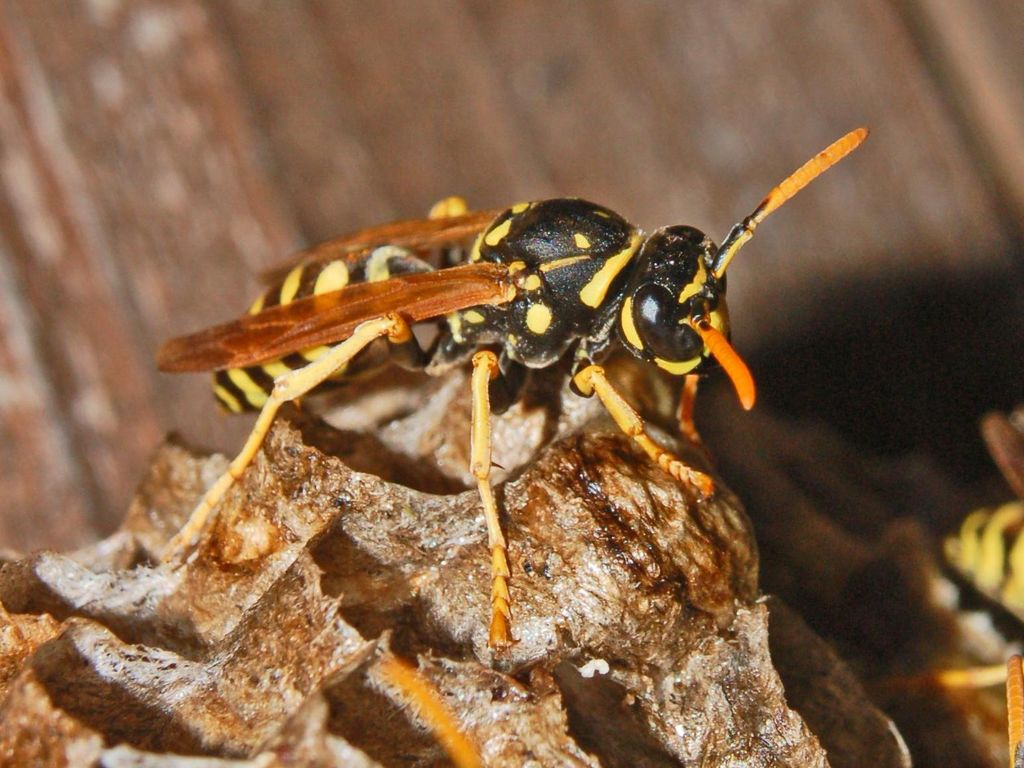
0, 0, 1021, 553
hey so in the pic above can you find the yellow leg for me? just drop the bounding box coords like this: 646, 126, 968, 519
933, 663, 1009, 689
677, 374, 702, 444
379, 658, 481, 768
573, 365, 714, 497
470, 350, 513, 648
162, 314, 408, 564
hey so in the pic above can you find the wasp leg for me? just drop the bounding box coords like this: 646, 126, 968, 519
677, 374, 702, 444
932, 664, 1008, 689
470, 350, 514, 648
388, 333, 430, 370
162, 314, 410, 564
489, 352, 526, 415
572, 364, 715, 497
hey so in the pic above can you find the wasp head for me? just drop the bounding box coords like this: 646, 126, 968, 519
619, 226, 727, 370
618, 225, 753, 409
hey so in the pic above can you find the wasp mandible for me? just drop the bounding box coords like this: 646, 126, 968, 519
158, 128, 868, 647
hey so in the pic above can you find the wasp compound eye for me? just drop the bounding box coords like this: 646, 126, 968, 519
633, 283, 703, 363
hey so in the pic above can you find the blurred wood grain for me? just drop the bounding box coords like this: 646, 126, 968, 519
0, 0, 1021, 552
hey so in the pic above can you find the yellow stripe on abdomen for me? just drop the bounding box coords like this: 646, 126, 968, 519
977, 502, 1024, 591
315, 260, 350, 293
279, 266, 304, 305
227, 368, 269, 409
213, 382, 244, 413
210, 257, 373, 410
946, 501, 1024, 619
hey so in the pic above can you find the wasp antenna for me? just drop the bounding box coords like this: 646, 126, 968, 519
695, 322, 756, 410
712, 127, 869, 277
1010, 655, 1024, 768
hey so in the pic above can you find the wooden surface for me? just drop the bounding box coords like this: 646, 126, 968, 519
0, 0, 1021, 552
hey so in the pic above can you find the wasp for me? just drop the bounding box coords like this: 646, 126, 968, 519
932, 412, 1024, 700
158, 128, 868, 648
945, 411, 1024, 622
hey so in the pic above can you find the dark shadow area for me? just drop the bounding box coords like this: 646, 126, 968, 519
0, 557, 209, 661
31, 632, 222, 757
696, 257, 1024, 768
553, 661, 679, 768
747, 262, 1024, 487
868, 678, 1004, 768
324, 663, 446, 767
766, 597, 915, 768
311, 517, 474, 663
297, 416, 469, 495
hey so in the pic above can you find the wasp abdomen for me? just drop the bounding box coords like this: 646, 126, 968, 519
945, 500, 1024, 618
212, 248, 431, 412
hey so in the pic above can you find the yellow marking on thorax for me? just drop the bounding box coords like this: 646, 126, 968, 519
465, 310, 486, 324
526, 304, 552, 334
315, 260, 350, 293
620, 296, 643, 350
248, 294, 265, 315
678, 261, 707, 303
523, 274, 542, 291
469, 232, 484, 262
538, 255, 589, 273
279, 265, 304, 305
511, 201, 531, 214
574, 233, 591, 249
227, 368, 269, 408
579, 232, 642, 308
654, 356, 701, 375
214, 383, 244, 413
448, 312, 465, 343
484, 218, 513, 247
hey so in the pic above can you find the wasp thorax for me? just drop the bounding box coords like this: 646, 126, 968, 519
617, 225, 730, 375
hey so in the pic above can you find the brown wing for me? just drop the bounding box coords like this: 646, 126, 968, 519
157, 262, 515, 372
261, 209, 502, 284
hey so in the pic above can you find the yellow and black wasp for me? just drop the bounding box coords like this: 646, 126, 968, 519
933, 408, 1024, 736
158, 128, 868, 647
945, 411, 1024, 622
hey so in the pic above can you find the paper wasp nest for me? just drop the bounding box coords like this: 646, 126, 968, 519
0, 364, 907, 767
